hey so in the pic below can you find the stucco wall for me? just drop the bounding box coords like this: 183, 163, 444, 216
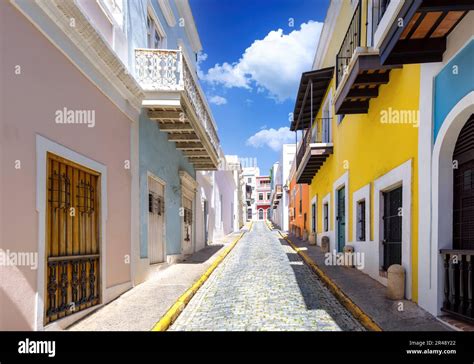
0, 1, 132, 330
138, 114, 195, 258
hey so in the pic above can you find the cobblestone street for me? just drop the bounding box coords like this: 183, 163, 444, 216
171, 222, 364, 331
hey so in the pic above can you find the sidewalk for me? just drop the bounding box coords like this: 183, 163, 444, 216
67, 230, 246, 331
283, 232, 451, 331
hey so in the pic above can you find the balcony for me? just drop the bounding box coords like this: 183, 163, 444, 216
440, 249, 474, 323
380, 0, 474, 65
135, 48, 220, 170
335, 2, 401, 115
295, 123, 333, 185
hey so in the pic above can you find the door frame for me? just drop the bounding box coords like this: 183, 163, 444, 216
374, 159, 412, 298
332, 172, 349, 253
36, 135, 108, 330
146, 171, 167, 264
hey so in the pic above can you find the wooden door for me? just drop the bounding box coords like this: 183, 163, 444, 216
382, 186, 402, 270
453, 116, 474, 250
182, 197, 193, 246
336, 187, 345, 252
148, 176, 165, 264
45, 153, 100, 324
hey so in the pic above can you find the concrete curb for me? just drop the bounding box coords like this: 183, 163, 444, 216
151, 225, 249, 331
276, 229, 382, 332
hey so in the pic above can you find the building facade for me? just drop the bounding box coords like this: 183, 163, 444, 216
256, 176, 271, 220
290, 0, 473, 319
242, 166, 260, 221
0, 0, 222, 330
271, 144, 296, 231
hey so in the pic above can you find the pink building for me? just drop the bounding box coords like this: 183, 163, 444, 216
256, 176, 271, 220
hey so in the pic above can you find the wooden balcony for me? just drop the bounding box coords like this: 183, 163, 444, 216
380, 0, 474, 65
335, 2, 401, 115
440, 249, 474, 323
295, 126, 333, 184
135, 48, 220, 170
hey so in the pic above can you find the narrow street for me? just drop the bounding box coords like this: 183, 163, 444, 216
170, 222, 364, 331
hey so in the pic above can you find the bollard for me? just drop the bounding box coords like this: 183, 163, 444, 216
387, 264, 405, 300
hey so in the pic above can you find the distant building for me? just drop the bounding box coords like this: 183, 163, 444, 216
256, 176, 271, 220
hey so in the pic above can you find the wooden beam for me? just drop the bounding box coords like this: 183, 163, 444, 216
347, 87, 379, 99
175, 142, 204, 149
168, 133, 200, 142
148, 110, 185, 120
158, 122, 193, 132
353, 73, 390, 86
182, 150, 208, 156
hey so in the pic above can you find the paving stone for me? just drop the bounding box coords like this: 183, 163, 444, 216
170, 222, 365, 331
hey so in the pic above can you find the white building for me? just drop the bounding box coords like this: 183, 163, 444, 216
242, 166, 260, 221
270, 144, 295, 231
195, 155, 242, 250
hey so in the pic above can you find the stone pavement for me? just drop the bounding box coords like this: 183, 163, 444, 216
286, 233, 451, 331
68, 232, 243, 331
170, 221, 364, 331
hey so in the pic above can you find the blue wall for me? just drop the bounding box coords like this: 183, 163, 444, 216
139, 113, 195, 257
434, 40, 474, 142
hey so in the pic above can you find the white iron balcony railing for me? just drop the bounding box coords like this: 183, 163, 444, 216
134, 47, 220, 157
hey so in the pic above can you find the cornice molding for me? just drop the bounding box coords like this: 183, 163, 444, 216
157, 0, 176, 27
34, 0, 145, 112
174, 0, 202, 53
312, 0, 343, 70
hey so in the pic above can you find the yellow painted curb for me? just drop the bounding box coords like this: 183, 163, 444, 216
265, 220, 274, 231
151, 231, 245, 331
279, 231, 382, 332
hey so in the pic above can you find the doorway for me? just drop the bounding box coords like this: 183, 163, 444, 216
45, 153, 101, 324
382, 186, 402, 271
148, 175, 165, 264
336, 187, 345, 252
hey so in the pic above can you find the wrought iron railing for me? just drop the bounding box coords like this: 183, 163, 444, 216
296, 118, 331, 169
440, 250, 474, 322
372, 0, 391, 39
46, 254, 100, 321
135, 48, 220, 156
336, 3, 362, 87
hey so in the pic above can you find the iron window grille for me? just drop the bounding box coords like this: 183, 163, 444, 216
76, 180, 95, 215
357, 200, 366, 241
48, 170, 71, 210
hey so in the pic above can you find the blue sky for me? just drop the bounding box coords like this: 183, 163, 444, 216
190, 0, 330, 175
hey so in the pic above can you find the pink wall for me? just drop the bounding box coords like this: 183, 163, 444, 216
0, 2, 132, 330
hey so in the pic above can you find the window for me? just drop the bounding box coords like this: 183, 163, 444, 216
247, 209, 252, 220
266, 193, 271, 200
323, 203, 329, 232
259, 193, 263, 201
147, 11, 164, 49
356, 200, 366, 241
248, 177, 252, 183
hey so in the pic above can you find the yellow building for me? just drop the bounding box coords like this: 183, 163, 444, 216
291, 0, 473, 308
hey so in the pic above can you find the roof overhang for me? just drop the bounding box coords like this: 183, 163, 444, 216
380, 0, 473, 65
291, 67, 334, 131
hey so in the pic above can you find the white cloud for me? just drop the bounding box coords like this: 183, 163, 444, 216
201, 21, 323, 102
209, 95, 228, 105
246, 127, 294, 151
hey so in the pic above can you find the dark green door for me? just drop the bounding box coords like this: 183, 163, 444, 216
337, 187, 345, 252
382, 187, 402, 270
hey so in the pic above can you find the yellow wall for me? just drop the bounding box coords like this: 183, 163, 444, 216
309, 67, 420, 301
